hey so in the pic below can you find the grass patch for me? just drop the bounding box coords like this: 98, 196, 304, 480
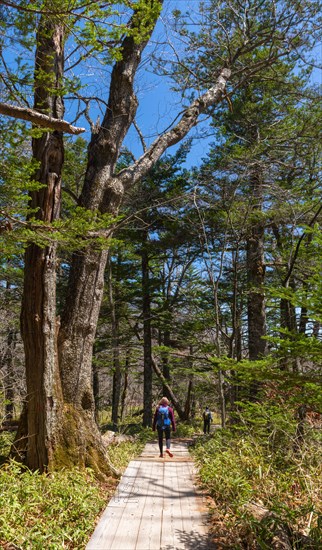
107, 435, 148, 473
191, 406, 322, 548
0, 460, 112, 549
0, 425, 147, 549
175, 419, 200, 438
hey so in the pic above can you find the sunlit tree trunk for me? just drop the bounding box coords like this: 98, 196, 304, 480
17, 17, 65, 471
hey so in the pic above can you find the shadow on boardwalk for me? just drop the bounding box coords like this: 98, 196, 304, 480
161, 530, 216, 550
86, 440, 216, 550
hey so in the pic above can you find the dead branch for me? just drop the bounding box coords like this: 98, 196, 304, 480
0, 102, 85, 134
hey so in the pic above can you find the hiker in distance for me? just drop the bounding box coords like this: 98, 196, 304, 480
203, 406, 212, 434
152, 397, 176, 458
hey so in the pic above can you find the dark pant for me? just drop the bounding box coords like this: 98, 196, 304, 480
157, 426, 171, 454
203, 420, 210, 434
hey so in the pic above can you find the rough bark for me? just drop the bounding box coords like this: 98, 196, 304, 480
14, 14, 112, 475
93, 363, 100, 421
108, 254, 121, 430
17, 17, 65, 471
3, 328, 16, 422
57, 17, 155, 424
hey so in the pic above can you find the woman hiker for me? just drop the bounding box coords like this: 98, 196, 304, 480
152, 397, 176, 458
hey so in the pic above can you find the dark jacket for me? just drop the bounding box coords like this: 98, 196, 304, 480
152, 405, 176, 431
203, 409, 212, 422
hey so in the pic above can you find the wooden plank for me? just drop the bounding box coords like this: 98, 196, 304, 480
86, 460, 144, 549
177, 461, 215, 549
138, 456, 193, 463
141, 440, 190, 459
108, 460, 154, 550
135, 461, 164, 549
161, 462, 186, 550
86, 441, 213, 550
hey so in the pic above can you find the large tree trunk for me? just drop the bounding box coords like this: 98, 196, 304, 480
14, 14, 112, 475
56, 15, 157, 458
54, 17, 157, 470
3, 328, 16, 422
17, 17, 65, 472
141, 244, 153, 427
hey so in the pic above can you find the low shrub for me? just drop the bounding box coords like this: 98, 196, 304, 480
175, 420, 199, 438
0, 431, 14, 464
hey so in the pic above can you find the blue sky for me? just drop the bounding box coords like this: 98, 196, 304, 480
122, 1, 322, 169
3, 0, 321, 170
126, 0, 214, 166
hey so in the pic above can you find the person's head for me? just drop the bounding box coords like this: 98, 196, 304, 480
159, 397, 169, 406
205, 406, 209, 410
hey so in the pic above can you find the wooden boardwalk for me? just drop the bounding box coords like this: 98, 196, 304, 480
86, 440, 215, 550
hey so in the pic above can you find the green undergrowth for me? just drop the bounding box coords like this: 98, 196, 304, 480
191, 403, 322, 549
106, 434, 148, 472
0, 461, 109, 549
0, 431, 14, 464
0, 432, 144, 549
174, 419, 199, 438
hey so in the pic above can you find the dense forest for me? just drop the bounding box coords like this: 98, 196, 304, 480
0, 0, 321, 548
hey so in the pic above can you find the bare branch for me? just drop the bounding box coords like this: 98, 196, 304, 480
0, 102, 85, 134
118, 68, 231, 188
133, 119, 147, 152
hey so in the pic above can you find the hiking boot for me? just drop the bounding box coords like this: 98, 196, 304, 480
159, 453, 163, 458
165, 449, 173, 458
